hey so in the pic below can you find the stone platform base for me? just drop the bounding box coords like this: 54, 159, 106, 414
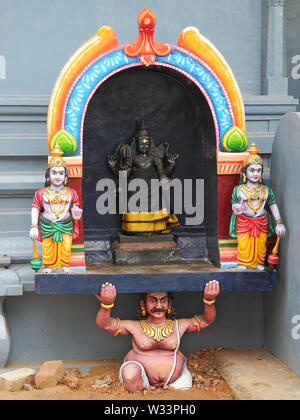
215, 348, 300, 400
113, 234, 181, 265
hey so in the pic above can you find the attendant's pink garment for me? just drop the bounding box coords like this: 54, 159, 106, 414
32, 187, 80, 241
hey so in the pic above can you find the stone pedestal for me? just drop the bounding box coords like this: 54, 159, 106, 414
113, 234, 181, 266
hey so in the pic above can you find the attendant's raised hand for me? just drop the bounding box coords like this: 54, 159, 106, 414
204, 280, 220, 302
95, 282, 117, 305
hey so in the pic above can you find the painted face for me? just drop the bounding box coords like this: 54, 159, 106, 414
246, 164, 262, 183
137, 138, 150, 155
49, 166, 66, 189
145, 292, 169, 319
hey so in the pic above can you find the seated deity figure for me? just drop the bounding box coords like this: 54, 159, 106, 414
29, 146, 83, 273
107, 120, 180, 235
96, 281, 220, 391
230, 143, 286, 270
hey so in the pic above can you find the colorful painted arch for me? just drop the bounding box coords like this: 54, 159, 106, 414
178, 26, 245, 134
47, 24, 246, 155
47, 25, 118, 146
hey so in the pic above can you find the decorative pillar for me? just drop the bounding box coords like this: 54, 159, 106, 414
262, 0, 288, 95
0, 297, 11, 368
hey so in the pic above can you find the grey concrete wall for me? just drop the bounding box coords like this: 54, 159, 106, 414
286, 0, 300, 110
0, 0, 262, 95
264, 112, 300, 377
6, 292, 264, 362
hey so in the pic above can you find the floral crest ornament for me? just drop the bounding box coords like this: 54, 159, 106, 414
124, 8, 171, 66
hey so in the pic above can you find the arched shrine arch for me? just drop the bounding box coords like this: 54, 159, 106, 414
46, 9, 249, 271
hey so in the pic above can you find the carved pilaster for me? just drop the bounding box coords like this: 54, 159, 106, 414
262, 0, 288, 95
267, 0, 285, 7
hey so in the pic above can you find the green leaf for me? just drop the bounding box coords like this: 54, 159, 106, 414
50, 129, 78, 156
222, 126, 248, 152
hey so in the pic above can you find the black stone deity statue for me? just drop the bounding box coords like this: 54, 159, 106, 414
107, 120, 180, 235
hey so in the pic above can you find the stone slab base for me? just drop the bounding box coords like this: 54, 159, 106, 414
113, 233, 181, 265
118, 233, 174, 243
215, 348, 300, 400
113, 243, 181, 266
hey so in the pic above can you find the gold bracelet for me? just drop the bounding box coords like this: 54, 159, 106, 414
193, 314, 202, 333
275, 220, 284, 225
203, 298, 216, 306
113, 318, 122, 336
30, 225, 39, 228
101, 302, 114, 310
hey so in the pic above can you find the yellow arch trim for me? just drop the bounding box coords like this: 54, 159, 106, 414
47, 26, 118, 151
178, 26, 245, 133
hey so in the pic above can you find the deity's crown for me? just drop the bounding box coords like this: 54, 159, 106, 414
48, 145, 67, 168
136, 119, 150, 141
243, 143, 263, 168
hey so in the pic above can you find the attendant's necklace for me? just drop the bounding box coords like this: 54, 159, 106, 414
45, 187, 70, 218
139, 319, 174, 343
241, 185, 266, 214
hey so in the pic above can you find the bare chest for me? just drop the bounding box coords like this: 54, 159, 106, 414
132, 324, 179, 352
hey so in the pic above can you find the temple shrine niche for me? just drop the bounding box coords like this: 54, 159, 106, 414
34, 8, 279, 294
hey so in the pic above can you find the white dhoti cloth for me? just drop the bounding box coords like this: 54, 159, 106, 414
119, 320, 193, 390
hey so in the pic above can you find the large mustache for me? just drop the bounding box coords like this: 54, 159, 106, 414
151, 308, 167, 313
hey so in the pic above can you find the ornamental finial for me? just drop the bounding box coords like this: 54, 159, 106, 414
124, 8, 171, 66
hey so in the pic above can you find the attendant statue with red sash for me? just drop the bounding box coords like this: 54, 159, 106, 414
230, 143, 286, 270
29, 146, 82, 273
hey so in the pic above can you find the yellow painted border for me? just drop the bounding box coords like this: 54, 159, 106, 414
178, 26, 245, 133
47, 26, 118, 152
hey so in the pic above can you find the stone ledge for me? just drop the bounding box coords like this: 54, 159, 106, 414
0, 265, 35, 296
215, 348, 300, 400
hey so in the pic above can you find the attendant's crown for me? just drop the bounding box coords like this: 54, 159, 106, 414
243, 143, 263, 168
48, 145, 67, 168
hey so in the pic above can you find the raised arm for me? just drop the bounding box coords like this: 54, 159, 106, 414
95, 282, 131, 336
183, 280, 220, 334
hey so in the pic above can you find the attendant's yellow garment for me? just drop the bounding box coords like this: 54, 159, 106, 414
122, 209, 179, 234
237, 231, 267, 267
236, 213, 269, 267
42, 233, 73, 268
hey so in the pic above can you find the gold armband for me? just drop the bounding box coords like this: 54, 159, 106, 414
101, 302, 114, 310
203, 298, 216, 306
113, 318, 122, 336
193, 314, 202, 333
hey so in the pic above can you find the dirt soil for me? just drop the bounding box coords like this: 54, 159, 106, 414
0, 349, 235, 400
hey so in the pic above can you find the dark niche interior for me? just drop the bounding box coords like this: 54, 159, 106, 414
82, 65, 219, 266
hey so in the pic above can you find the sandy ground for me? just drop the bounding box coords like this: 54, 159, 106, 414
0, 349, 235, 400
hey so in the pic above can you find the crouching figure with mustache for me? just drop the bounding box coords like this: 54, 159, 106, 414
96, 281, 220, 391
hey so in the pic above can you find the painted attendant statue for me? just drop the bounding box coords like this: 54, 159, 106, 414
96, 281, 220, 391
29, 146, 83, 273
230, 143, 286, 270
